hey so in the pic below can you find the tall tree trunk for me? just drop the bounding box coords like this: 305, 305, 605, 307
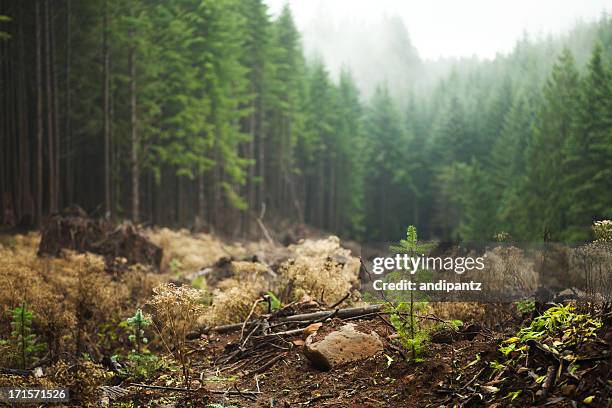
328, 160, 335, 231
198, 174, 205, 226
65, 0, 73, 204
36, 0, 44, 225
3, 33, 16, 225
45, 0, 56, 213
316, 156, 325, 227
18, 5, 33, 223
148, 171, 154, 224
0, 36, 5, 225
256, 99, 265, 215
129, 14, 139, 223
103, 0, 111, 218
243, 97, 256, 236
50, 0, 60, 210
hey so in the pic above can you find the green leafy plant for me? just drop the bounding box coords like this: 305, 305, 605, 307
388, 301, 429, 361
4, 303, 46, 369
500, 304, 602, 359
489, 360, 505, 371
386, 226, 435, 361
122, 308, 159, 379
265, 291, 282, 311
514, 298, 535, 314
168, 258, 183, 275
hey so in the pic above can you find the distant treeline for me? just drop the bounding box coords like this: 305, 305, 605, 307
368, 17, 612, 243
0, 1, 610, 243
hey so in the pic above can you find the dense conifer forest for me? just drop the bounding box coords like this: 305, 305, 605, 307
0, 1, 611, 243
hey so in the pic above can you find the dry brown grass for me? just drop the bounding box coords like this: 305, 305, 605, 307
0, 232, 164, 360
147, 283, 205, 387
276, 236, 360, 303
428, 302, 486, 323
146, 227, 246, 274
200, 236, 362, 326
202, 261, 270, 326
0, 359, 110, 406
571, 242, 612, 304
478, 246, 538, 296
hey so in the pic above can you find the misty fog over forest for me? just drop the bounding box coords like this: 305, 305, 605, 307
267, 0, 611, 99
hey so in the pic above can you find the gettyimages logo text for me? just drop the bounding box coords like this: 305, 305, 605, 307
371, 254, 486, 275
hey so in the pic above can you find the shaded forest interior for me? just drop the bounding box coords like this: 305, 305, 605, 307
0, 0, 611, 243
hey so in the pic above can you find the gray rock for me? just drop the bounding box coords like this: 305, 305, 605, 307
304, 323, 383, 370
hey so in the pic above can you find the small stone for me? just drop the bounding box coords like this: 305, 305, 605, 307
304, 323, 383, 370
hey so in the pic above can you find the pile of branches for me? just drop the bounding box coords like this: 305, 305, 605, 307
434, 304, 611, 407
201, 298, 383, 377
38, 205, 162, 271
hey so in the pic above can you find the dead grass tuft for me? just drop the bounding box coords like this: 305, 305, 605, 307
478, 246, 537, 296
276, 236, 360, 303
146, 228, 246, 274
203, 286, 263, 326
428, 302, 486, 323
0, 233, 164, 360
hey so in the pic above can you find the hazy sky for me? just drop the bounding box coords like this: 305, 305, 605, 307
264, 0, 611, 60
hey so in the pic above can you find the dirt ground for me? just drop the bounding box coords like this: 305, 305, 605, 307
0, 229, 609, 408
121, 316, 504, 408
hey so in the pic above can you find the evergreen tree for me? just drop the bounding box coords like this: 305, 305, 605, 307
265, 5, 306, 219
563, 44, 612, 241
332, 69, 365, 237
523, 49, 579, 240
363, 84, 406, 240
491, 91, 538, 239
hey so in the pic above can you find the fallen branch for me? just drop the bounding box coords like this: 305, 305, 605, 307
256, 203, 274, 245
245, 354, 285, 376
459, 367, 486, 392
129, 383, 195, 392
0, 367, 30, 376
241, 299, 264, 342
278, 304, 382, 322
129, 383, 261, 396
232, 383, 256, 401
329, 292, 350, 309
300, 393, 336, 405
261, 327, 307, 338
189, 304, 383, 337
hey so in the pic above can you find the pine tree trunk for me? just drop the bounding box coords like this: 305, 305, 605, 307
50, 1, 60, 210
36, 0, 44, 225
256, 98, 265, 215
103, 0, 111, 218
65, 0, 73, 205
244, 98, 256, 236
328, 160, 335, 230
129, 16, 139, 223
198, 174, 205, 225
45, 0, 56, 213
17, 7, 33, 223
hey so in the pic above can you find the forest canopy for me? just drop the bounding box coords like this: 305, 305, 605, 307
0, 0, 611, 243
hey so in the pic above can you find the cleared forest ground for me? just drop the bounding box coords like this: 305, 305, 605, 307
0, 224, 610, 407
